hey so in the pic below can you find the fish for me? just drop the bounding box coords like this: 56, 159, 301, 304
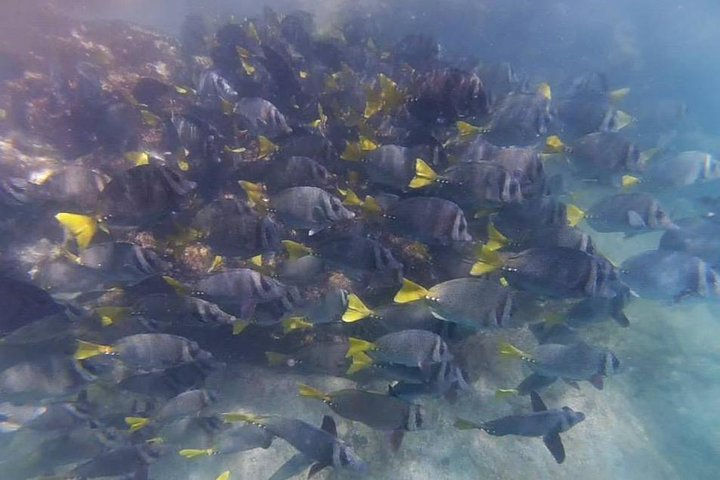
436, 161, 524, 209
125, 389, 216, 431
641, 151, 720, 194
0, 275, 65, 335
0, 355, 95, 404
455, 391, 585, 463
234, 97, 293, 138
384, 197, 472, 245
659, 215, 720, 267
585, 192, 676, 234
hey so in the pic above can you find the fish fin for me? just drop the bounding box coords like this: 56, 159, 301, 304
495, 388, 519, 399
609, 87, 630, 103
544, 135, 567, 154
308, 226, 324, 236
498, 342, 527, 359
232, 319, 250, 335
125, 150, 150, 166
408, 158, 438, 189
282, 316, 313, 334
361, 195, 382, 217
486, 223, 508, 251
257, 136, 278, 159
543, 432, 566, 464
298, 384, 330, 402
239, 181, 268, 210
612, 310, 630, 327
178, 448, 216, 459
54, 213, 98, 249
537, 82, 552, 100
239, 302, 257, 320
346, 337, 375, 357
589, 374, 604, 390
393, 278, 429, 303
563, 379, 581, 390
346, 351, 373, 374
269, 454, 313, 480
162, 275, 188, 295
627, 210, 646, 228
208, 255, 225, 273
320, 415, 337, 437
282, 240, 312, 261
342, 294, 374, 322
266, 351, 290, 367
340, 188, 364, 207
390, 430, 405, 451
612, 110, 634, 130
216, 471, 231, 480
639, 147, 660, 166
454, 418, 482, 430
530, 391, 548, 412
543, 313, 565, 327
470, 246, 503, 276
95, 306, 129, 327
341, 141, 363, 161
359, 136, 378, 152
621, 175, 640, 188
74, 340, 114, 360
308, 462, 328, 479
565, 204, 585, 227
456, 121, 482, 138
125, 416, 151, 432
222, 412, 262, 423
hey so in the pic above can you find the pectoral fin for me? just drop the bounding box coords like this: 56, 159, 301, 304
530, 391, 548, 412
542, 432, 566, 464
627, 210, 646, 228
308, 462, 329, 478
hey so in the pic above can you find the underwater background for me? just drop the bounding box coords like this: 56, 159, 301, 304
1, 1, 720, 479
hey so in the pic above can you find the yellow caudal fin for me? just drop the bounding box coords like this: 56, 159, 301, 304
55, 213, 98, 250
162, 275, 188, 295
470, 246, 503, 276
358, 136, 378, 152
361, 195, 382, 217
342, 294, 375, 322
544, 135, 567, 154
265, 351, 290, 367
207, 255, 225, 273
282, 316, 313, 334
566, 203, 585, 227
340, 188, 365, 207
409, 158, 438, 189
393, 278, 430, 303
257, 136, 278, 159
537, 82, 552, 100
495, 388, 519, 399
239, 180, 267, 207
232, 319, 250, 335
639, 148, 660, 166
609, 87, 630, 103
379, 74, 404, 110
456, 121, 484, 139
282, 240, 313, 261
95, 306, 129, 327
622, 175, 640, 189
298, 383, 331, 401
222, 412, 262, 423
74, 340, 113, 360
178, 448, 217, 459
125, 416, 151, 432
124, 151, 150, 166
364, 87, 383, 119
454, 418, 482, 430
341, 141, 363, 161
612, 110, 634, 131
216, 471, 231, 480
346, 337, 375, 358
346, 351, 373, 375
486, 223, 508, 251
498, 342, 528, 359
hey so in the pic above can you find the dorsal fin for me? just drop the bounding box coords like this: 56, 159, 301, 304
320, 415, 337, 437
530, 391, 548, 412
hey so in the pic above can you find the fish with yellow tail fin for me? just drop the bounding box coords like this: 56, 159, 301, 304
559, 131, 648, 184
298, 383, 429, 449
472, 246, 625, 300
54, 213, 103, 250
482, 82, 553, 144
179, 448, 217, 459
75, 333, 213, 370
364, 73, 404, 119
345, 144, 438, 192
346, 330, 452, 376
125, 389, 216, 432
454, 391, 585, 464
393, 277, 514, 329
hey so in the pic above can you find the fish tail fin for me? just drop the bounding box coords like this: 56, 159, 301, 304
222, 412, 262, 423
621, 175, 640, 189
231, 319, 250, 335
125, 416, 151, 432
470, 246, 503, 276
609, 87, 630, 103
408, 158, 438, 189
612, 110, 634, 131
498, 342, 527, 359
162, 275, 188, 295
346, 337, 375, 357
342, 294, 375, 322
486, 223, 508, 251
393, 278, 430, 303
282, 316, 313, 334
54, 213, 98, 249
95, 306, 130, 327
639, 147, 660, 166
257, 136, 278, 159
340, 188, 364, 206
537, 82, 552, 100
216, 471, 231, 480
456, 121, 482, 138
544, 135, 568, 154
565, 203, 585, 227
282, 240, 312, 260
495, 388, 519, 399
178, 448, 217, 459
265, 351, 291, 367
208, 255, 225, 273
454, 418, 483, 430
346, 351, 373, 375
74, 340, 114, 360
239, 181, 269, 212
298, 384, 331, 402
361, 195, 383, 217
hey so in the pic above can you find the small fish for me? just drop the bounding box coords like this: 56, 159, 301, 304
384, 197, 472, 246
234, 97, 293, 138
586, 192, 676, 234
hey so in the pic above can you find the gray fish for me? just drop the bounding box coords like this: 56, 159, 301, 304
348, 329, 453, 374
67, 443, 163, 479
234, 97, 292, 138
0, 275, 65, 335
263, 156, 333, 192
130, 293, 240, 328
438, 161, 524, 209
483, 146, 547, 199
266, 337, 351, 376
567, 132, 643, 182
642, 151, 720, 193
620, 249, 720, 301
386, 197, 472, 245
455, 391, 585, 463
0, 355, 94, 404
78, 241, 169, 284
271, 186, 354, 234
197, 69, 238, 112
125, 389, 216, 432
229, 414, 367, 476
485, 86, 553, 146
353, 144, 434, 191
500, 224, 596, 254
586, 192, 676, 234
659, 216, 720, 267
28, 165, 108, 213
313, 234, 403, 283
